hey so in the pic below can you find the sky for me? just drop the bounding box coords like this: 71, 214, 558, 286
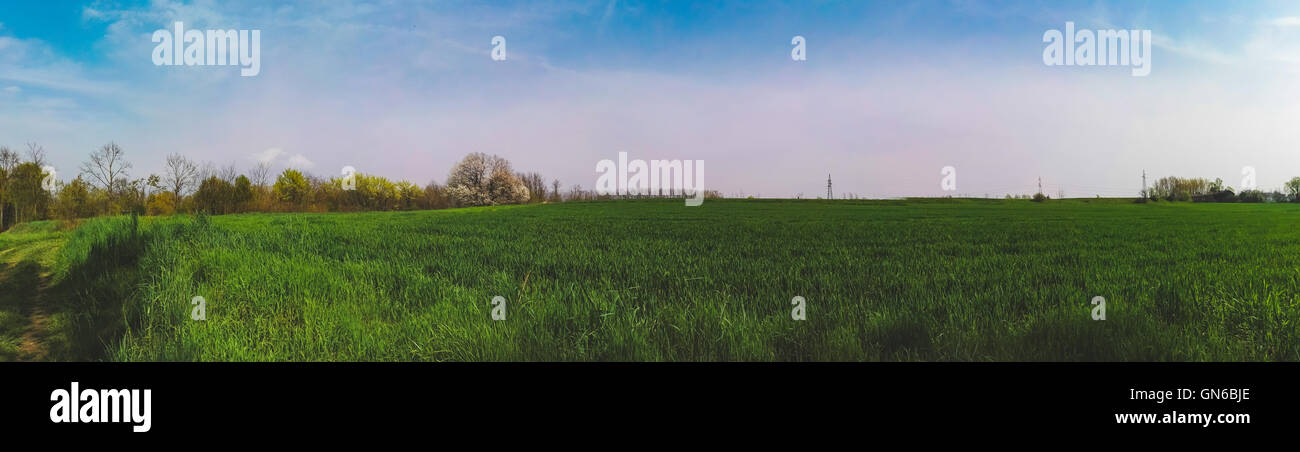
3, 0, 1300, 198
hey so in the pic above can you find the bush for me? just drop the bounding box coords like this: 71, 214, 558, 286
1238, 190, 1266, 203
146, 192, 178, 216
1032, 193, 1048, 202
53, 177, 95, 220
193, 176, 234, 214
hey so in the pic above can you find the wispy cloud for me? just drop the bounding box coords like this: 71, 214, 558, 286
1271, 17, 1300, 27
253, 147, 283, 165
285, 153, 314, 169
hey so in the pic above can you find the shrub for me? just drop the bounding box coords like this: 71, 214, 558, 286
1238, 190, 1266, 203
146, 191, 178, 216
193, 176, 234, 214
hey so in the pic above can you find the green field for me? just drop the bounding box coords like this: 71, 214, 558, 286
1, 199, 1298, 361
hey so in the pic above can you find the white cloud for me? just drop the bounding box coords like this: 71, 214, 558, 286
1272, 17, 1300, 27
253, 147, 283, 164
2, 86, 18, 94
286, 153, 314, 169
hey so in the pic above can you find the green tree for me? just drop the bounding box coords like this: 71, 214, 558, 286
7, 162, 51, 223
194, 176, 234, 214
54, 176, 95, 219
1285, 177, 1300, 202
273, 169, 310, 207
233, 175, 253, 212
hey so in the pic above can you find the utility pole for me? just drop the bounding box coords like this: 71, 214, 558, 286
1037, 177, 1043, 195
827, 174, 833, 199
1142, 170, 1147, 198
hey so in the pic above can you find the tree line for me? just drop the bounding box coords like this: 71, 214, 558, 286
0, 143, 643, 231
1140, 176, 1300, 203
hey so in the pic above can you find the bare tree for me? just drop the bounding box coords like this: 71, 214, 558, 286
0, 146, 19, 171
250, 161, 272, 187
25, 142, 46, 167
163, 153, 199, 197
517, 171, 546, 203
197, 161, 217, 182
80, 142, 132, 197
551, 179, 561, 202
218, 163, 238, 183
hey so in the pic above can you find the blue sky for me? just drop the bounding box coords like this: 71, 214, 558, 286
3, 0, 1300, 197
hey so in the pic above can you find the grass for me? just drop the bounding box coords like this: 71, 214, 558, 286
2, 198, 1299, 361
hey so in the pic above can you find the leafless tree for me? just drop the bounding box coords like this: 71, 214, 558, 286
218, 163, 238, 183
517, 171, 546, 203
551, 179, 561, 202
250, 161, 272, 187
80, 142, 132, 196
0, 146, 19, 171
25, 142, 46, 167
163, 153, 199, 197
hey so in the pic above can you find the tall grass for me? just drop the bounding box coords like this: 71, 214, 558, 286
62, 199, 1297, 361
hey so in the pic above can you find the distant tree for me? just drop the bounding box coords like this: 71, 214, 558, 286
146, 191, 178, 216
7, 162, 51, 223
217, 163, 238, 183
273, 169, 311, 207
80, 142, 132, 200
194, 176, 234, 214
0, 148, 12, 229
1238, 189, 1266, 203
445, 153, 529, 207
551, 179, 562, 202
0, 146, 18, 172
24, 142, 46, 167
1208, 178, 1225, 193
423, 181, 451, 210
54, 176, 95, 219
232, 175, 253, 212
489, 167, 530, 205
163, 153, 199, 198
250, 162, 272, 187
1285, 177, 1300, 202
517, 171, 546, 203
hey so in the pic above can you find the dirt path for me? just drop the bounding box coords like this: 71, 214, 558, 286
1, 261, 53, 361
17, 295, 50, 361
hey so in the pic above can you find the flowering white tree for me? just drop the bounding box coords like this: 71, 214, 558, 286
446, 152, 529, 207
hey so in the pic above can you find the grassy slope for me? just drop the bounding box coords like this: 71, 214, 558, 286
0, 221, 65, 360
5, 199, 1299, 361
